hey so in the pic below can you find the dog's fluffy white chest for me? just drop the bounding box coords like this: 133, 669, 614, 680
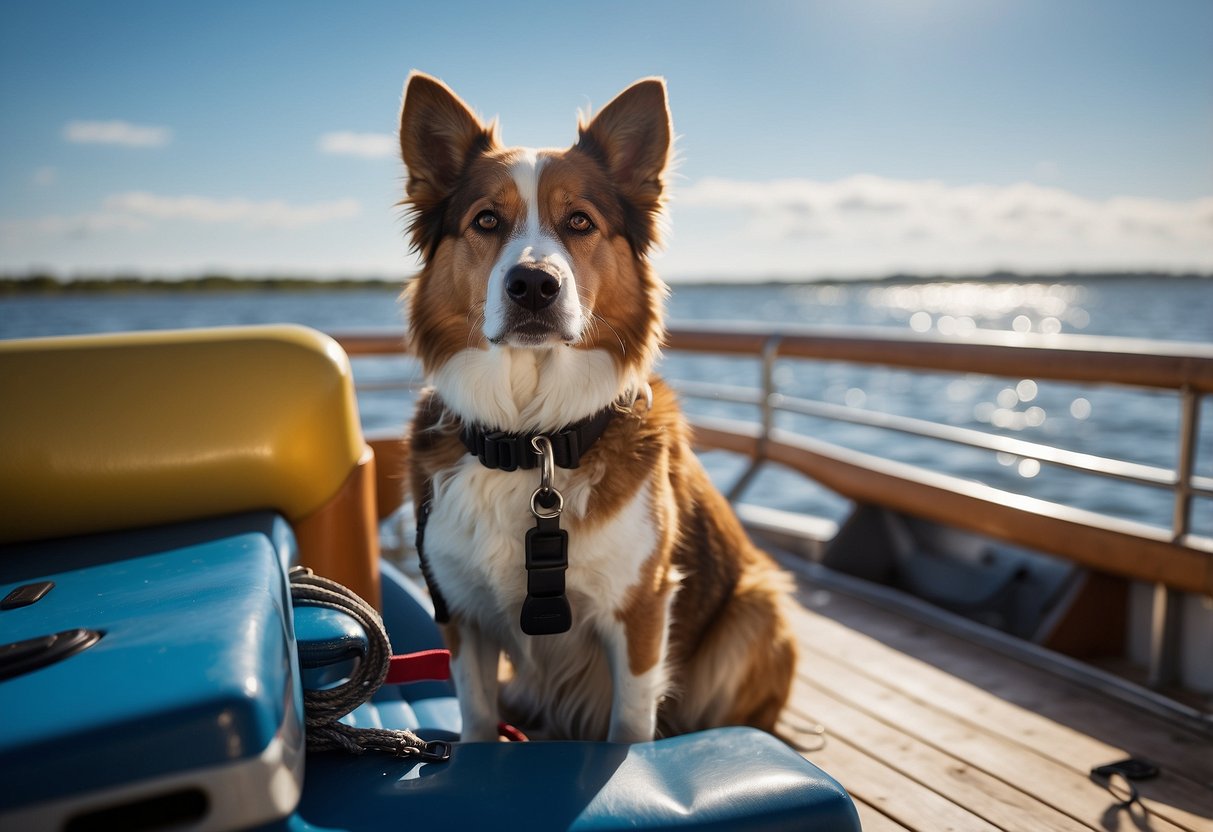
423, 456, 657, 641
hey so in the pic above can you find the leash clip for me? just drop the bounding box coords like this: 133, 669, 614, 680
406, 740, 452, 762
522, 434, 572, 634
530, 435, 563, 519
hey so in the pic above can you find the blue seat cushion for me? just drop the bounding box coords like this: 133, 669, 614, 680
294, 726, 859, 831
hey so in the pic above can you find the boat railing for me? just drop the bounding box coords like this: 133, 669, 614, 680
329, 323, 1213, 687
665, 323, 1212, 526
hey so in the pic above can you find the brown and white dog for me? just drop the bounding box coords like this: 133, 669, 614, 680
400, 72, 796, 743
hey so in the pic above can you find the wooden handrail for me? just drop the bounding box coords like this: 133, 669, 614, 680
333, 329, 409, 356
665, 323, 1213, 394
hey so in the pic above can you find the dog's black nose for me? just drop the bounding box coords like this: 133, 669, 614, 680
505, 265, 561, 311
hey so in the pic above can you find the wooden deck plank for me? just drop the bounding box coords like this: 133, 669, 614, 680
786, 677, 1090, 832
785, 584, 1213, 832
793, 647, 1192, 832
787, 577, 1212, 782
786, 587, 1213, 831
779, 716, 1003, 832
848, 799, 913, 832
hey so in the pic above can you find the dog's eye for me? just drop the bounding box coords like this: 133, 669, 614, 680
567, 212, 594, 234
473, 210, 499, 232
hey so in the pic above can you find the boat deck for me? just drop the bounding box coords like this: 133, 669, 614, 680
776, 564, 1213, 832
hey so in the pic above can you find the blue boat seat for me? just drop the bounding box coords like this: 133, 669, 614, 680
287, 560, 859, 832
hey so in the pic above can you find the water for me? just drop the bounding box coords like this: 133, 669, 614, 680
3, 276, 1211, 536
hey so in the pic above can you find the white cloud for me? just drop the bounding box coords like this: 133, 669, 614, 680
101, 192, 362, 229
0, 212, 149, 240
318, 131, 397, 159
1, 194, 363, 245
666, 175, 1213, 278
64, 120, 172, 148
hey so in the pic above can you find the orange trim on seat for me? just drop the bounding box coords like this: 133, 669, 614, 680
295, 446, 382, 610
368, 432, 411, 521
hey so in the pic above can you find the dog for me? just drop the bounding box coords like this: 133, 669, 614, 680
399, 72, 796, 743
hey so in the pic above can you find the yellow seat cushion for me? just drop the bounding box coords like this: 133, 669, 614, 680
0, 325, 366, 545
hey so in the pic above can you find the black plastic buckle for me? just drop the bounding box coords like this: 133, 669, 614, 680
521, 524, 571, 635
525, 526, 568, 595
520, 595, 572, 636
408, 739, 452, 762
483, 430, 520, 471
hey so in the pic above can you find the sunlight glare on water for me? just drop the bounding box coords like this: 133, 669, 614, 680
864, 282, 1088, 334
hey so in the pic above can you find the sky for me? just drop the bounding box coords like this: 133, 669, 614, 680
1, 0, 1211, 282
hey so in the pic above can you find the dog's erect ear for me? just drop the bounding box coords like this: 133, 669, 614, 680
576, 78, 672, 255
399, 72, 497, 256
399, 72, 494, 195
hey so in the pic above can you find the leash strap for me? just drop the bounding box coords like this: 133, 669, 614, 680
414, 498, 451, 624
386, 649, 451, 685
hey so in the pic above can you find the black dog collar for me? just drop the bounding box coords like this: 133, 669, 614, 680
459, 406, 616, 471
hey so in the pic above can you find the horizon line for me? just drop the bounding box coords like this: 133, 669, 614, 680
2, 269, 1210, 294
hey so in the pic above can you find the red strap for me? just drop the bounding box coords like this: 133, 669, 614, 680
386, 649, 451, 684
498, 722, 530, 742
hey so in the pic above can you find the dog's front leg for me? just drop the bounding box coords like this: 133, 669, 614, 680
448, 620, 501, 742
602, 616, 668, 743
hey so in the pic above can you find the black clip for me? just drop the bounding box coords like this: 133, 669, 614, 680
417, 742, 456, 766
520, 594, 572, 636
520, 514, 572, 635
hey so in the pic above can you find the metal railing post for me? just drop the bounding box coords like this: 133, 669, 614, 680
727, 334, 782, 503
1148, 386, 1202, 689
1171, 386, 1201, 543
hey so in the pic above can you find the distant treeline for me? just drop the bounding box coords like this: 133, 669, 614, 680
0, 274, 405, 295
1, 270, 1209, 295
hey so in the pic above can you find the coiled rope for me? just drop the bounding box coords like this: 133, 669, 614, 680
288, 565, 451, 761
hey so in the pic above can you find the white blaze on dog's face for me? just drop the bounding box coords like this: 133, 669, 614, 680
478, 147, 585, 347
399, 73, 671, 386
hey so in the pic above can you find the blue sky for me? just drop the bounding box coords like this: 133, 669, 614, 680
1, 0, 1210, 280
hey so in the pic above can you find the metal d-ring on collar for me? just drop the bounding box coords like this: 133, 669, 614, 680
529, 435, 564, 519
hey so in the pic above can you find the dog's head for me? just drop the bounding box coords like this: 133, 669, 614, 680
399, 73, 671, 397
